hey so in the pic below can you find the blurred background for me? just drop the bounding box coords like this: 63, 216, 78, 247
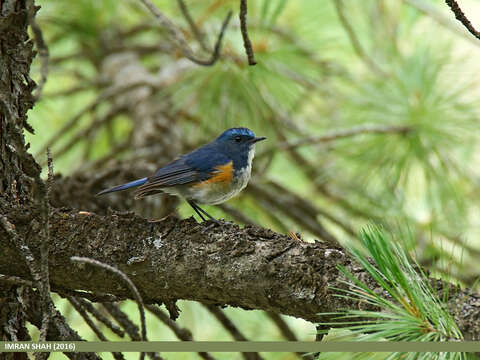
27, 0, 480, 358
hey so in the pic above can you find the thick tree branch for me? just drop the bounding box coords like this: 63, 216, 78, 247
0, 207, 478, 339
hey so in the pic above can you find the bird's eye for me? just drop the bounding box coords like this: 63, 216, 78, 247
234, 136, 242, 143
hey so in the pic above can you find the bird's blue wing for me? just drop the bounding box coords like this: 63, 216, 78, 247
134, 145, 230, 198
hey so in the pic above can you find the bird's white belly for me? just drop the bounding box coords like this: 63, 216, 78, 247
193, 166, 251, 205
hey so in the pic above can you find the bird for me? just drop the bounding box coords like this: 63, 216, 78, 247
96, 127, 266, 222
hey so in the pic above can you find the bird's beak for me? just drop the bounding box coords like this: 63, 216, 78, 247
250, 136, 266, 144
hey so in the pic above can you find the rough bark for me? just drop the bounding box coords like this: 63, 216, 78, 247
0, 2, 104, 355
0, 204, 479, 340
0, 0, 40, 344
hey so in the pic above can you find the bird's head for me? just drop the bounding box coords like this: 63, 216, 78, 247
213, 128, 266, 166
215, 127, 266, 151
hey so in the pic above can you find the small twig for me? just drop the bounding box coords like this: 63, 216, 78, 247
37, 149, 54, 345
177, 0, 208, 51
50, 105, 126, 163
21, 289, 102, 360
102, 303, 141, 340
68, 298, 126, 360
36, 80, 157, 161
403, 0, 480, 47
204, 304, 263, 360
239, 0, 257, 65
101, 303, 164, 360
146, 305, 216, 360
68, 297, 107, 340
333, 0, 386, 76
46, 148, 54, 180
445, 0, 480, 40
0, 273, 130, 338
71, 257, 147, 360
0, 216, 54, 350
0, 274, 34, 287
266, 312, 314, 360
54, 288, 122, 303
75, 297, 125, 338
259, 124, 411, 159
146, 305, 192, 340
139, 0, 232, 66
71, 258, 146, 339
205, 304, 248, 341
27, 0, 49, 101
266, 312, 297, 340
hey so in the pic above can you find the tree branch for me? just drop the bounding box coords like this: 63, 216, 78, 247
27, 0, 49, 101
177, 0, 208, 52
139, 0, 232, 66
445, 0, 480, 41
146, 305, 216, 360
1, 207, 478, 339
239, 0, 257, 65
204, 304, 263, 360
403, 0, 480, 47
71, 257, 148, 344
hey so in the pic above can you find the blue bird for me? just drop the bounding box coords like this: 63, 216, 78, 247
96, 127, 266, 222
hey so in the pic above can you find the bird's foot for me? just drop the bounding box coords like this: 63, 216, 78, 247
200, 219, 223, 232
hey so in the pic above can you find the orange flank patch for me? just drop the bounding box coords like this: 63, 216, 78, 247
194, 161, 233, 187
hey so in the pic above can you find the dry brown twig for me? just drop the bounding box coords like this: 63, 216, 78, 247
266, 312, 314, 360
27, 0, 49, 101
100, 303, 163, 360
36, 81, 156, 161
239, 0, 257, 65
102, 303, 142, 340
75, 297, 126, 338
71, 257, 146, 338
146, 305, 216, 360
177, 0, 208, 51
445, 0, 480, 40
68, 297, 126, 360
5, 148, 57, 357
71, 257, 150, 360
139, 0, 232, 66
36, 149, 55, 348
403, 0, 480, 47
204, 304, 263, 360
0, 274, 34, 287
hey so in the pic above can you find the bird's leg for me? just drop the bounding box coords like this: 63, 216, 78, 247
195, 205, 220, 223
187, 200, 220, 224
187, 200, 207, 222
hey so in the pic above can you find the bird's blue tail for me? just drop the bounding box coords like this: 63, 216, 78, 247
96, 177, 148, 196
